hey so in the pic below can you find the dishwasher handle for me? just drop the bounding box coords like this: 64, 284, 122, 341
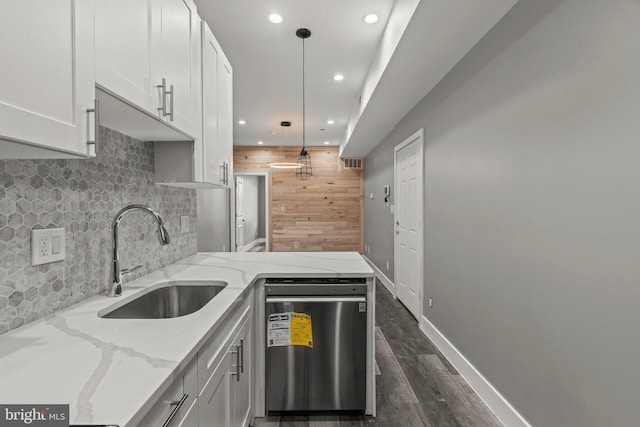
265, 296, 366, 304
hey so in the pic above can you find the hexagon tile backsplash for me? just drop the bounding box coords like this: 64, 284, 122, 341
0, 127, 198, 335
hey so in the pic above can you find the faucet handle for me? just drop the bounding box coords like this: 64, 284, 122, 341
121, 265, 143, 276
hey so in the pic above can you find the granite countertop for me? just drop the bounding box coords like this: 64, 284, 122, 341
0, 252, 373, 426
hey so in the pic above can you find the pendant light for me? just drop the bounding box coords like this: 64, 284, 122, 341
267, 121, 301, 169
295, 28, 312, 180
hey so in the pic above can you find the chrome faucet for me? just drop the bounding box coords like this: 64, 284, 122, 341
109, 204, 170, 297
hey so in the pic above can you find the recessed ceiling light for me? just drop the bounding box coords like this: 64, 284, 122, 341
238, 120, 246, 125
324, 141, 330, 145
258, 141, 264, 145
363, 14, 379, 24
327, 120, 335, 125
269, 13, 283, 23
333, 74, 344, 81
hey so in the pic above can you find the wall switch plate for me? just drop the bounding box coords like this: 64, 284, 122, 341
386, 260, 390, 270
32, 228, 65, 266
429, 298, 433, 308
180, 215, 189, 233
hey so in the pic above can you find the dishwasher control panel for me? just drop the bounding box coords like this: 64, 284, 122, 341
265, 277, 367, 297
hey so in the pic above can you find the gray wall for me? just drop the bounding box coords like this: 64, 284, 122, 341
363, 142, 395, 281
363, 0, 640, 425
0, 127, 198, 335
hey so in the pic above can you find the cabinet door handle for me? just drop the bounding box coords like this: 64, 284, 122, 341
220, 163, 226, 184
162, 393, 188, 427
225, 162, 229, 185
157, 78, 168, 117
168, 84, 174, 122
231, 345, 241, 381
86, 99, 99, 156
239, 338, 244, 373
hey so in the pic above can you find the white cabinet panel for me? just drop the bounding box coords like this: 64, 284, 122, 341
0, 0, 95, 158
95, 0, 200, 139
201, 22, 221, 184
159, 0, 200, 137
177, 398, 199, 427
232, 313, 252, 427
95, 0, 160, 112
199, 351, 232, 427
218, 53, 233, 179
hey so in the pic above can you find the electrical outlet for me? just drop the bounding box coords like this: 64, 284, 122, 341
386, 261, 390, 270
32, 228, 65, 266
40, 236, 49, 257
180, 215, 189, 233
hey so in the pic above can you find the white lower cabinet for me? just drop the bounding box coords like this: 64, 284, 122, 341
138, 358, 197, 427
198, 350, 233, 426
177, 398, 199, 427
140, 291, 253, 427
199, 307, 253, 427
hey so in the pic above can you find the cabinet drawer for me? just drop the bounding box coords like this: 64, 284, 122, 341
198, 293, 251, 393
139, 358, 197, 427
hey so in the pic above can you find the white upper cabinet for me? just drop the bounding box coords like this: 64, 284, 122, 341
95, 0, 201, 140
95, 0, 160, 113
0, 0, 96, 159
154, 21, 232, 188
200, 21, 233, 186
159, 0, 201, 138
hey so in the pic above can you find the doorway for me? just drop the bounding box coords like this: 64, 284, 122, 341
235, 173, 269, 252
394, 129, 424, 321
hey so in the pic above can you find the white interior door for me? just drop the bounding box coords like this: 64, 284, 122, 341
394, 129, 424, 320
235, 176, 245, 250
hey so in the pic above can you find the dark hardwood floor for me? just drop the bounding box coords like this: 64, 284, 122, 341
253, 281, 502, 427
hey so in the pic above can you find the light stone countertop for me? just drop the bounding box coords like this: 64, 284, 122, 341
0, 252, 373, 426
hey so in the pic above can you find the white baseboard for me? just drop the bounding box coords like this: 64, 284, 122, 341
419, 316, 531, 427
362, 255, 395, 297
238, 238, 265, 253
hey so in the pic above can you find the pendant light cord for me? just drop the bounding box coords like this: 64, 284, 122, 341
302, 36, 306, 150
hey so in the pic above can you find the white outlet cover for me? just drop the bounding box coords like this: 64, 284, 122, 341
32, 228, 65, 266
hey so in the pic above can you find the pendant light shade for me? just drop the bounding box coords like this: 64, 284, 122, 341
295, 28, 312, 180
268, 121, 302, 169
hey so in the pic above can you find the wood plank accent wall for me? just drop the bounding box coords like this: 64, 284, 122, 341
234, 146, 363, 253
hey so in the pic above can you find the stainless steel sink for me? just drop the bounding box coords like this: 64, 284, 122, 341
99, 281, 227, 319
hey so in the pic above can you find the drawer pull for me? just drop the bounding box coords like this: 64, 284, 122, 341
239, 338, 244, 373
162, 393, 188, 427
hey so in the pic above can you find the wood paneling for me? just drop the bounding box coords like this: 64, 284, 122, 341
234, 146, 363, 252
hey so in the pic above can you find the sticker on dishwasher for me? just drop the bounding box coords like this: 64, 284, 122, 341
267, 312, 313, 348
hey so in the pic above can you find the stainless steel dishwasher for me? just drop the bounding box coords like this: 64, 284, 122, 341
264, 277, 368, 412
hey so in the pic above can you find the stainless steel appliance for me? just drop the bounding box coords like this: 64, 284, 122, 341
264, 277, 367, 412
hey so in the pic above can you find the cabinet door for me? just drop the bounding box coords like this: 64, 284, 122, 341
95, 0, 161, 113
200, 22, 221, 184
175, 398, 198, 427
159, 0, 200, 137
218, 51, 234, 180
0, 0, 94, 158
199, 350, 233, 427
232, 314, 252, 427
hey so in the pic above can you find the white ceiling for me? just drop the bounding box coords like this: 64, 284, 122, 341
195, 0, 520, 157
195, 0, 395, 149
